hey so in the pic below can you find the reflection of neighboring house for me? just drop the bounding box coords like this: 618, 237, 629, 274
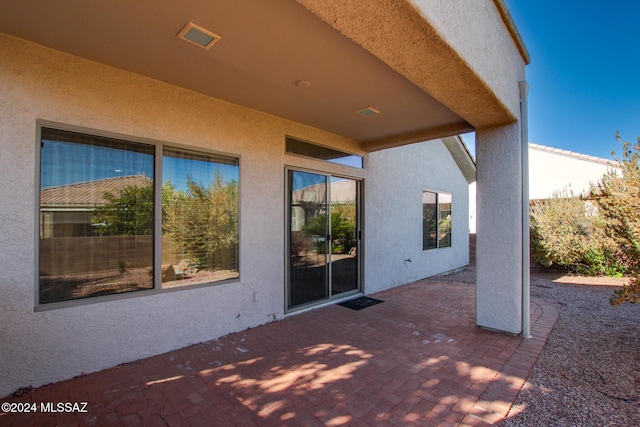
293, 179, 357, 204
40, 175, 152, 238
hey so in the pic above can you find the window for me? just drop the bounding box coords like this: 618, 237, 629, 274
39, 126, 239, 305
423, 191, 452, 250
286, 136, 363, 168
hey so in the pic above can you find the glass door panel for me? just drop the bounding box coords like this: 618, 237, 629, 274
330, 177, 359, 296
288, 170, 329, 308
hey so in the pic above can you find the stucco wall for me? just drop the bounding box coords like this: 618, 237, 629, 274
296, 0, 526, 131
529, 144, 615, 199
0, 34, 366, 397
365, 141, 470, 293
475, 123, 524, 334
0, 34, 472, 397
410, 0, 526, 119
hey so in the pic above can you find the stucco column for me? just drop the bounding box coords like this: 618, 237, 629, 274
475, 123, 524, 334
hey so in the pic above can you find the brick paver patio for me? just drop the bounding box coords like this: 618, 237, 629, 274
0, 278, 558, 426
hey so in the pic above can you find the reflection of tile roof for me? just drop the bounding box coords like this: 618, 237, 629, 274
41, 175, 152, 207
292, 179, 356, 204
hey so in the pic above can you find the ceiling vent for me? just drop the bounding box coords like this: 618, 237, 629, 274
177, 22, 222, 50
355, 107, 381, 117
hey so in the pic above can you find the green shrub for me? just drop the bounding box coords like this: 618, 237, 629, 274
589, 133, 640, 304
531, 133, 640, 304
576, 248, 627, 277
529, 189, 620, 275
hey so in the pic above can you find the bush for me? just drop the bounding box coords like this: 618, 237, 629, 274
611, 276, 640, 305
530, 133, 640, 304
529, 189, 621, 274
589, 133, 640, 304
577, 248, 627, 277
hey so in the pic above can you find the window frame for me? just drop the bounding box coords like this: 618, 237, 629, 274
422, 190, 452, 251
285, 136, 364, 169
35, 121, 241, 310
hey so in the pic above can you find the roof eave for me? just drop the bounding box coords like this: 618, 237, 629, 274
442, 135, 477, 184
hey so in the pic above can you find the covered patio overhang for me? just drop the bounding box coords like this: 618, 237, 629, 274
0, 0, 531, 334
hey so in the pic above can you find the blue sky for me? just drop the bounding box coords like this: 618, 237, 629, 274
464, 1, 640, 161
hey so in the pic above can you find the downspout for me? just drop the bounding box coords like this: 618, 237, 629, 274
519, 80, 532, 338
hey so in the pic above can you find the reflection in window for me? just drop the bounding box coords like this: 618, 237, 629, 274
39, 128, 155, 304
162, 148, 239, 287
286, 136, 363, 168
423, 191, 452, 250
39, 127, 240, 305
438, 193, 452, 248
422, 192, 437, 250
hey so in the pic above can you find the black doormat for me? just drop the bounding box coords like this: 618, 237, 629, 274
338, 296, 384, 311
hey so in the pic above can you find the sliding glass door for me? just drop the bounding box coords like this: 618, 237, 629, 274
287, 170, 360, 311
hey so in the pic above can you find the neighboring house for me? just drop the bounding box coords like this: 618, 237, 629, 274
528, 143, 617, 200
469, 143, 617, 233
0, 0, 530, 396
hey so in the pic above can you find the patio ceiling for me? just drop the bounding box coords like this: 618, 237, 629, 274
0, 0, 511, 150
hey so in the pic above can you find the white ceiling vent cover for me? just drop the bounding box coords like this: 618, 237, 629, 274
177, 22, 222, 50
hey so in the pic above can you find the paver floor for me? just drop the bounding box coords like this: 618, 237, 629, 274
0, 278, 558, 426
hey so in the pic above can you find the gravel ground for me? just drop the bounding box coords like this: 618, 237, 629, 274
433, 266, 640, 426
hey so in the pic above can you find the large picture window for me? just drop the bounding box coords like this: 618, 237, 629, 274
423, 191, 452, 250
39, 126, 239, 305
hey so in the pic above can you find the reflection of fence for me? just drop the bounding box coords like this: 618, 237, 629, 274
161, 235, 237, 271
40, 236, 152, 275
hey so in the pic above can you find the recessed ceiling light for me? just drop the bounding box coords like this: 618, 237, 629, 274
177, 22, 222, 50
295, 80, 311, 88
355, 107, 381, 116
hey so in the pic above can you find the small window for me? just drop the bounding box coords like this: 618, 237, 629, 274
38, 126, 239, 305
423, 191, 452, 250
286, 136, 363, 168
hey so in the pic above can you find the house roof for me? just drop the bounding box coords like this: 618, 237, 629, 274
40, 175, 152, 208
0, 0, 525, 150
293, 179, 357, 205
443, 136, 476, 185
529, 143, 616, 167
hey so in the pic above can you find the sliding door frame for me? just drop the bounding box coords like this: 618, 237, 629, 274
285, 166, 363, 314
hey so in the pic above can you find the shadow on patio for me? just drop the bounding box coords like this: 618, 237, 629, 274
0, 278, 558, 426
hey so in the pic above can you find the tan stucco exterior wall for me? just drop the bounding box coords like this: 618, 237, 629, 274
366, 141, 471, 292
475, 123, 525, 334
0, 33, 366, 396
410, 0, 527, 120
